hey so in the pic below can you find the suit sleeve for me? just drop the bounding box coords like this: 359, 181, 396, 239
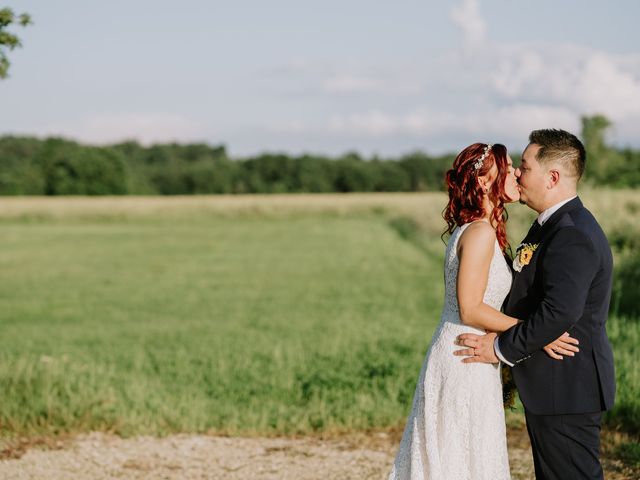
498, 226, 598, 365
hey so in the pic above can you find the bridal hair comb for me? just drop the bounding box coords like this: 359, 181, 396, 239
473, 144, 492, 170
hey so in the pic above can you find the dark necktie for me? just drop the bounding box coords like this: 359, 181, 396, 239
523, 220, 541, 243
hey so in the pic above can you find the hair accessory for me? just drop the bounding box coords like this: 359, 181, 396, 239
473, 144, 492, 170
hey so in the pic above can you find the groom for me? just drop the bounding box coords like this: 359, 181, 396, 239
456, 129, 616, 480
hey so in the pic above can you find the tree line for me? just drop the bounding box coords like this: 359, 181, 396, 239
0, 115, 638, 195
0, 137, 456, 195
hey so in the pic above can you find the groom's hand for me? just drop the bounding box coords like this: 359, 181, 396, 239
543, 331, 580, 360
454, 332, 499, 364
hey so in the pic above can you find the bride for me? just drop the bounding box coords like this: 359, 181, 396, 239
387, 143, 577, 479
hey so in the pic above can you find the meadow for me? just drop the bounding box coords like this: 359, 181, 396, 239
0, 190, 638, 442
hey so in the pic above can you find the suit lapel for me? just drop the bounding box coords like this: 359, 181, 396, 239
511, 197, 583, 281
526, 197, 583, 245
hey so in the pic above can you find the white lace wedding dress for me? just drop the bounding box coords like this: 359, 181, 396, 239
388, 222, 512, 480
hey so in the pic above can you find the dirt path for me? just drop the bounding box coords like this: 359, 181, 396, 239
0, 428, 636, 479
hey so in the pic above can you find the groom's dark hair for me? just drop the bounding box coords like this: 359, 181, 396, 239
529, 129, 586, 180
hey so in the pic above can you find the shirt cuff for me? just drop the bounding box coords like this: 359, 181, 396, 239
494, 337, 514, 367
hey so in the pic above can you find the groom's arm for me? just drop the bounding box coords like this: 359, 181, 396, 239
498, 227, 598, 365
494, 340, 514, 366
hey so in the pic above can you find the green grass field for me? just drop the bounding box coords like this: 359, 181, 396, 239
0, 191, 638, 440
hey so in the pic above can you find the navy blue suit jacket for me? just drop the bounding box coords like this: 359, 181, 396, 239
499, 197, 616, 415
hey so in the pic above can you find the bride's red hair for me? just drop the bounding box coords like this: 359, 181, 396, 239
442, 143, 511, 254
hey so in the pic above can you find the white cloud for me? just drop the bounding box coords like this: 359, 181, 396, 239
569, 53, 640, 117
450, 0, 486, 45
324, 104, 578, 141
490, 45, 640, 119
328, 111, 402, 135
225, 2, 640, 153
266, 36, 640, 150
39, 113, 206, 145
322, 75, 384, 94
268, 120, 308, 134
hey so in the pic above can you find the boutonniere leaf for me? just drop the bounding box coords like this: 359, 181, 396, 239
513, 242, 539, 272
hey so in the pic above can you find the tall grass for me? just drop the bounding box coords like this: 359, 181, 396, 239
605, 316, 640, 434
0, 215, 441, 437
0, 189, 638, 439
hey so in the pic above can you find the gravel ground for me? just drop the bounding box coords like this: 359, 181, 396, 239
0, 428, 636, 479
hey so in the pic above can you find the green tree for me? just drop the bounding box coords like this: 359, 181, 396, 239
0, 135, 45, 194
36, 139, 128, 195
293, 155, 335, 193
398, 152, 453, 191
0, 8, 31, 78
334, 153, 376, 192
581, 114, 624, 184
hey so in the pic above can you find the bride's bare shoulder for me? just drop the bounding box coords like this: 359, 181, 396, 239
457, 221, 496, 255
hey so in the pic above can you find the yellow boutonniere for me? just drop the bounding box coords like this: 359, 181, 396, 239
513, 243, 539, 272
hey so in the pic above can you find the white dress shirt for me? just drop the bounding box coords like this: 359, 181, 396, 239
494, 196, 578, 366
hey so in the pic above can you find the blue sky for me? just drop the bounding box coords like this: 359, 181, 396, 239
2, 0, 640, 156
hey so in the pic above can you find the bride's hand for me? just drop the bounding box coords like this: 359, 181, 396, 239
543, 332, 579, 360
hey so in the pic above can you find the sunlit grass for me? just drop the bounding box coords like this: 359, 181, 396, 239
0, 189, 638, 439
0, 214, 441, 437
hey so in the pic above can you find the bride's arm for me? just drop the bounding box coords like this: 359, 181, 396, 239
456, 222, 519, 333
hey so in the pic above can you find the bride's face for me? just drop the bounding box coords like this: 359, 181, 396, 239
503, 155, 520, 202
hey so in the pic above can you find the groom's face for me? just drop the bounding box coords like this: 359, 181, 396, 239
516, 143, 547, 211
